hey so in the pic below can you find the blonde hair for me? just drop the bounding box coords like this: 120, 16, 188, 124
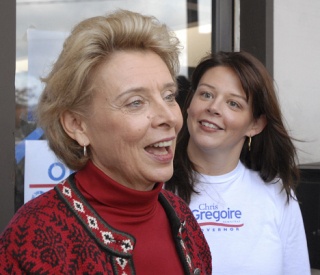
37, 9, 181, 170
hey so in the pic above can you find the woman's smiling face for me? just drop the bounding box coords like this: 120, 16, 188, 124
79, 50, 182, 191
187, 66, 255, 160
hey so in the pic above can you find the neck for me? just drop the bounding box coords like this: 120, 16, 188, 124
187, 141, 241, 176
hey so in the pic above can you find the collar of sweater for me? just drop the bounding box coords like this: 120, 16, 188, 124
74, 160, 163, 221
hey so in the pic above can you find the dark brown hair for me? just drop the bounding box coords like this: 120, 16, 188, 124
166, 51, 299, 204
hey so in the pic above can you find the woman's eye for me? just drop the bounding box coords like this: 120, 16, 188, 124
200, 91, 212, 99
228, 100, 240, 108
127, 99, 144, 108
164, 91, 178, 102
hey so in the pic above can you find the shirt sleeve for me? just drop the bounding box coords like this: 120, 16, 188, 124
279, 193, 311, 275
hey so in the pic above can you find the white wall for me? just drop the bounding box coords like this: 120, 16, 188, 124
274, 0, 320, 164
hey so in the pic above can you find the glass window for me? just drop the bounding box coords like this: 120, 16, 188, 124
15, 0, 211, 210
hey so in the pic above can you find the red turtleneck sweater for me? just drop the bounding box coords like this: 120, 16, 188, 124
74, 161, 184, 274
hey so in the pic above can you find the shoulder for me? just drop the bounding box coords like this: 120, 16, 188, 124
161, 188, 184, 201
240, 168, 300, 218
160, 189, 200, 228
244, 167, 286, 196
245, 169, 301, 216
12, 188, 59, 221
160, 189, 189, 211
0, 188, 60, 270
0, 179, 82, 246
160, 189, 206, 246
0, 182, 106, 274
1, 187, 64, 238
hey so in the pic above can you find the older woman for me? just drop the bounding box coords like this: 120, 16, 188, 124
0, 10, 211, 275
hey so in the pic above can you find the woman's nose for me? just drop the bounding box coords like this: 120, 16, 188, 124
206, 100, 221, 116
152, 101, 181, 128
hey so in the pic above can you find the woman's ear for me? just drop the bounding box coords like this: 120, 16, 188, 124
60, 111, 90, 146
249, 114, 267, 137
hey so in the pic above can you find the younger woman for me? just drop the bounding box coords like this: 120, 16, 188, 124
166, 51, 310, 275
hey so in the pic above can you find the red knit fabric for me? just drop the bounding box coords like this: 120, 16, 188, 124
74, 161, 184, 274
0, 161, 212, 274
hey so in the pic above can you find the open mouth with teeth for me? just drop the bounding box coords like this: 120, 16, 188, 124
145, 140, 172, 156
200, 121, 222, 130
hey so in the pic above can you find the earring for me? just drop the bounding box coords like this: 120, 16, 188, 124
83, 144, 87, 157
248, 135, 252, 152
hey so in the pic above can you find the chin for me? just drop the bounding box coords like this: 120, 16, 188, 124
152, 169, 173, 183
159, 174, 173, 183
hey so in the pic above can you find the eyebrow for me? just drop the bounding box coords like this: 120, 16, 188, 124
163, 81, 177, 90
116, 81, 177, 99
198, 83, 247, 101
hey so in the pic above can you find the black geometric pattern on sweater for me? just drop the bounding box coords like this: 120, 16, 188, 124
55, 179, 136, 275
0, 177, 211, 274
161, 190, 212, 275
0, 191, 110, 274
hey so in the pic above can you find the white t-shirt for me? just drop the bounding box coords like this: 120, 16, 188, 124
189, 161, 310, 275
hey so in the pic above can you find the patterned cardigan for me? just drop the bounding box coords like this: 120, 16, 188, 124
0, 176, 211, 275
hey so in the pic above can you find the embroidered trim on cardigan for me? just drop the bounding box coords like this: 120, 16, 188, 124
55, 179, 136, 275
159, 191, 195, 274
